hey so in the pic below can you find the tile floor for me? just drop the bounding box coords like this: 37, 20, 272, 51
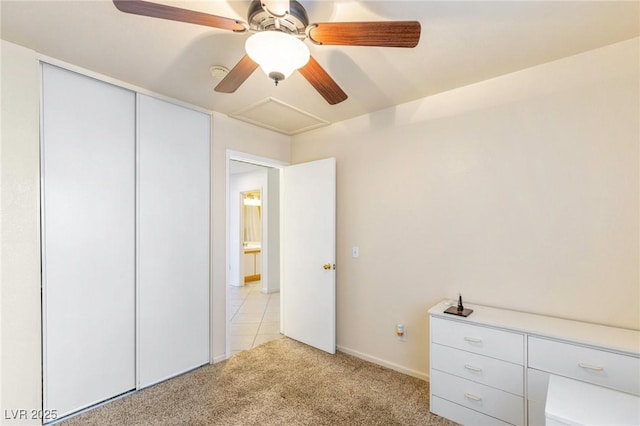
229, 281, 281, 355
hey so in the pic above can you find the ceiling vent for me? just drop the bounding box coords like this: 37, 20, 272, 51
230, 97, 329, 135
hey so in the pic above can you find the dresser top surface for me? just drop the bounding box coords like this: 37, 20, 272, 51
429, 300, 640, 356
546, 375, 640, 424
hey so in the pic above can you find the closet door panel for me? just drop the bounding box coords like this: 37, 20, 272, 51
137, 94, 210, 387
42, 64, 136, 417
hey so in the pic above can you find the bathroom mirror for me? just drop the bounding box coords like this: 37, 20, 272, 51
242, 190, 261, 249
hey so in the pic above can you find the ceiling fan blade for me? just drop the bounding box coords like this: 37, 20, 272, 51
298, 56, 347, 105
214, 55, 259, 93
307, 21, 421, 48
113, 0, 247, 32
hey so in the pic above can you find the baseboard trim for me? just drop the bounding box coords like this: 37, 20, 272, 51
336, 345, 429, 382
212, 353, 227, 364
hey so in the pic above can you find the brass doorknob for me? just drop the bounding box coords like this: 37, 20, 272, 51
323, 263, 332, 270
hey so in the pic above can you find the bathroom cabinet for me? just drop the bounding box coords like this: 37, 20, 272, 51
244, 249, 261, 282
429, 301, 640, 425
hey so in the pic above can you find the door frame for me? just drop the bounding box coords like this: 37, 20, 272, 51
225, 150, 288, 358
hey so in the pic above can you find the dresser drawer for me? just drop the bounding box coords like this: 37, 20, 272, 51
431, 343, 524, 396
431, 369, 524, 426
528, 336, 640, 395
526, 368, 550, 402
431, 317, 524, 364
431, 395, 512, 426
526, 369, 550, 426
527, 400, 546, 426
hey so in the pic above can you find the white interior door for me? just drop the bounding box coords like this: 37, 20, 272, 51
283, 158, 336, 354
42, 64, 136, 417
137, 94, 210, 388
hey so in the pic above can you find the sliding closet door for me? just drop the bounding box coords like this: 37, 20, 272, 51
42, 64, 136, 417
137, 95, 210, 388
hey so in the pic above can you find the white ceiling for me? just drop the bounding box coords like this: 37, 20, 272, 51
2, 1, 639, 134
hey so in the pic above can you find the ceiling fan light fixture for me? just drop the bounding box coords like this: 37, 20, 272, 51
245, 31, 310, 85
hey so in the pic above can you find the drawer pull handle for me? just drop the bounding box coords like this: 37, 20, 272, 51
464, 337, 482, 344
464, 393, 482, 402
579, 363, 604, 371
464, 364, 483, 373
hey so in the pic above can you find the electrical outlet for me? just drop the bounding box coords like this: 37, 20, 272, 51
396, 324, 406, 341
352, 246, 359, 258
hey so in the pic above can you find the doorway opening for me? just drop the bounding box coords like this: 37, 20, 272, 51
226, 152, 337, 357
241, 189, 262, 284
226, 151, 287, 358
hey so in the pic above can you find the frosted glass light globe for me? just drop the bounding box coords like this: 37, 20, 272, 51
245, 31, 310, 83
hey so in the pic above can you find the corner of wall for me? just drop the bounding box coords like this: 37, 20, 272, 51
1, 40, 43, 424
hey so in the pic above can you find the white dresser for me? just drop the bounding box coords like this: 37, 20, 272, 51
428, 301, 640, 426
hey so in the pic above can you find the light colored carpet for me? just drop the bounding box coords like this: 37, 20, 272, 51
63, 337, 458, 425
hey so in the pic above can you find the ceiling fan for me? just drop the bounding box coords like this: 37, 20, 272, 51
113, 0, 421, 105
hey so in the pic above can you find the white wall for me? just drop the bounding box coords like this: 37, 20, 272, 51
1, 41, 42, 424
291, 38, 639, 379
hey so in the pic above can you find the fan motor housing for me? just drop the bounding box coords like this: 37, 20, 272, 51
248, 0, 309, 34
